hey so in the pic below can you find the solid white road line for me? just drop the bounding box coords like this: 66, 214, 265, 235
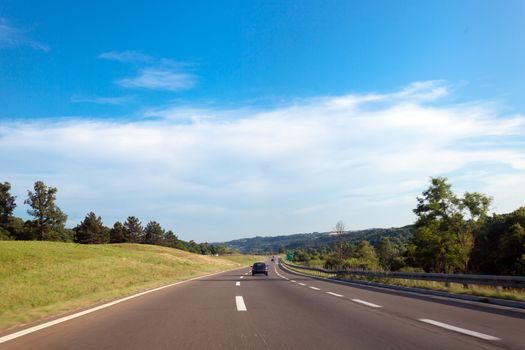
418, 319, 500, 341
236, 282, 240, 286
326, 292, 344, 297
309, 286, 321, 291
236, 296, 247, 311
0, 268, 242, 344
298, 283, 306, 286
351, 299, 382, 308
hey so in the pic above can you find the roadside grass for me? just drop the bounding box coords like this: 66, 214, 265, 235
282, 262, 525, 302
218, 254, 266, 266
0, 241, 250, 331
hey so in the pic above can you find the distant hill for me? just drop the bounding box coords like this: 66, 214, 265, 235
217, 225, 414, 254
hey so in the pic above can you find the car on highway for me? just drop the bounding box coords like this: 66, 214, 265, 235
251, 262, 268, 276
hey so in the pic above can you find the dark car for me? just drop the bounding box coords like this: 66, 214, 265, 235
251, 262, 268, 276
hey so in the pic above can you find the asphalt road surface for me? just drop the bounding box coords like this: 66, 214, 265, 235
1, 259, 525, 350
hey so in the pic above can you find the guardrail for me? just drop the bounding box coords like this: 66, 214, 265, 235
279, 260, 525, 289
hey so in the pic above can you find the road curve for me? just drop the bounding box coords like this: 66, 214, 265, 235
1, 259, 524, 349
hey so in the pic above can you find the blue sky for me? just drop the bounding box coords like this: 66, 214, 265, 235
1, 1, 524, 241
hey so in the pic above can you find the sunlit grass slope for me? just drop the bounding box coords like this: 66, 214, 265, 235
0, 241, 258, 330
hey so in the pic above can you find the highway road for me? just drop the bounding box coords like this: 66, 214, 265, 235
1, 259, 525, 350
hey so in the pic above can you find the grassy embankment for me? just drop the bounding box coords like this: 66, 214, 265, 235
283, 261, 525, 302
0, 241, 262, 331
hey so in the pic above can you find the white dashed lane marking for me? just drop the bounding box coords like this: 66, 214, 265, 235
326, 292, 344, 297
290, 280, 296, 283
419, 319, 500, 341
235, 296, 247, 311
298, 283, 306, 286
236, 282, 240, 286
351, 299, 382, 308
309, 286, 321, 291
240, 276, 244, 279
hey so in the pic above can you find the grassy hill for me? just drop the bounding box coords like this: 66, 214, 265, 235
0, 241, 260, 331
218, 225, 414, 253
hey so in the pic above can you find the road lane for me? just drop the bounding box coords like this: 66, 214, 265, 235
276, 261, 525, 349
1, 267, 255, 350
237, 261, 508, 350
1, 260, 524, 349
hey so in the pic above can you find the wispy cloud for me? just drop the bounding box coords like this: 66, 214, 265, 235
117, 66, 196, 91
1, 81, 524, 241
99, 51, 197, 91
0, 17, 49, 51
99, 50, 152, 63
70, 95, 135, 105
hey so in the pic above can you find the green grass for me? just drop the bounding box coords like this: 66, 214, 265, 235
0, 241, 253, 331
283, 262, 525, 302
218, 254, 266, 266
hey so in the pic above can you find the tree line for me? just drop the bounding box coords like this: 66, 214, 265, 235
288, 177, 525, 276
0, 181, 233, 256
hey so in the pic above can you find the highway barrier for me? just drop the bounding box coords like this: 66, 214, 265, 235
280, 260, 525, 289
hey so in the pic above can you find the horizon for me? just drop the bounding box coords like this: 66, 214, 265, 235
1, 1, 524, 242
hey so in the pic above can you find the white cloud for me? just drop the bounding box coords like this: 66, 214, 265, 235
99, 50, 152, 63
70, 95, 135, 105
1, 81, 524, 241
99, 51, 197, 91
0, 17, 49, 51
117, 67, 196, 91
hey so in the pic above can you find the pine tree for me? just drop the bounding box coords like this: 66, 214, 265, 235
123, 216, 143, 243
24, 181, 67, 240
110, 221, 127, 243
162, 230, 178, 247
74, 212, 109, 244
143, 221, 164, 245
0, 182, 17, 231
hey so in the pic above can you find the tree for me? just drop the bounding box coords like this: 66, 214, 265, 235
356, 241, 378, 262
411, 177, 491, 273
497, 223, 525, 275
162, 230, 179, 247
333, 220, 346, 260
143, 221, 164, 245
0, 182, 16, 232
414, 177, 460, 225
110, 221, 127, 243
469, 207, 525, 274
123, 216, 143, 243
378, 237, 396, 270
74, 212, 109, 244
24, 181, 67, 240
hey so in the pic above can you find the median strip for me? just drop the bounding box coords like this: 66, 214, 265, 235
418, 319, 500, 341
351, 299, 382, 308
235, 296, 247, 311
